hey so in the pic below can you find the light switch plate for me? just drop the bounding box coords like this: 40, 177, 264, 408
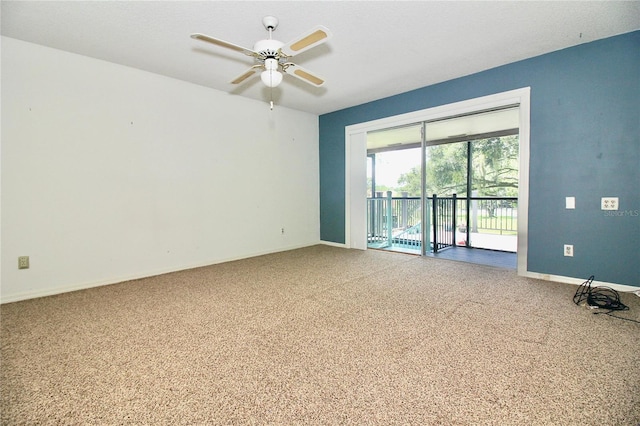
565, 197, 575, 209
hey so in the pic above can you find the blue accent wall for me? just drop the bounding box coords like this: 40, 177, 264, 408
319, 31, 640, 286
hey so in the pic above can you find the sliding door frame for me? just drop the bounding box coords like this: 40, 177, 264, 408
345, 88, 531, 275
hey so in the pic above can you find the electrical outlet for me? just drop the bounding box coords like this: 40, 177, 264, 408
601, 197, 619, 210
18, 256, 30, 269
281, 228, 285, 234
564, 245, 574, 257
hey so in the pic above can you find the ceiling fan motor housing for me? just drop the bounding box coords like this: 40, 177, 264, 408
253, 39, 285, 61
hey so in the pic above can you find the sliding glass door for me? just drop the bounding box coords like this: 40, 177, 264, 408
366, 106, 520, 257
366, 124, 423, 253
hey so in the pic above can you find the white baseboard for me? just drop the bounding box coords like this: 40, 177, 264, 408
319, 240, 347, 248
1, 243, 319, 304
521, 271, 639, 293
6, 246, 636, 304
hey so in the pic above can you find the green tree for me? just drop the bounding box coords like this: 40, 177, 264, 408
396, 166, 421, 196
395, 135, 518, 198
470, 135, 519, 197
425, 142, 468, 196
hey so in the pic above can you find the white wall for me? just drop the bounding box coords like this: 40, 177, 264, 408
1, 37, 320, 303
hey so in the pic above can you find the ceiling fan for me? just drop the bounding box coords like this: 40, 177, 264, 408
191, 16, 332, 91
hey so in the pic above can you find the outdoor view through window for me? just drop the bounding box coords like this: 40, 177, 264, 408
367, 128, 519, 256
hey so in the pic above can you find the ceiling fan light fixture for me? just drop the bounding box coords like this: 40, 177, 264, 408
264, 57, 278, 71
261, 69, 283, 87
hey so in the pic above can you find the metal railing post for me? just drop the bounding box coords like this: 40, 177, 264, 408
432, 194, 438, 253
452, 193, 457, 247
471, 190, 478, 233
386, 191, 393, 248
465, 196, 471, 247
401, 192, 408, 229
424, 197, 431, 253
378, 198, 384, 240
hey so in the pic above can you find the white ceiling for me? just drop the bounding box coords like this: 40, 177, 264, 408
2, 1, 639, 115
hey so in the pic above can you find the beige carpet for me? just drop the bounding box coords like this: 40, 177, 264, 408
2, 245, 639, 425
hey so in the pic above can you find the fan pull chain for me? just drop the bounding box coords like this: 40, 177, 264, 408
270, 84, 274, 110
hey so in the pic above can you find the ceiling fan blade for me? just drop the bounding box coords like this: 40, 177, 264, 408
282, 63, 326, 87
280, 25, 332, 57
230, 65, 263, 85
191, 33, 257, 57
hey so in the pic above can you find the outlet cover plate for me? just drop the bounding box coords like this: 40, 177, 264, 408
564, 245, 574, 257
601, 197, 619, 210
18, 256, 30, 269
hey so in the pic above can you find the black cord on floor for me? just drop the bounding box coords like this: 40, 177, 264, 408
593, 310, 640, 324
573, 275, 595, 306
573, 275, 638, 323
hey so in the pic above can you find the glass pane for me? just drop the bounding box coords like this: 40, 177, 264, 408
375, 147, 422, 196
468, 134, 519, 252
366, 123, 423, 254
470, 135, 519, 197
424, 142, 468, 197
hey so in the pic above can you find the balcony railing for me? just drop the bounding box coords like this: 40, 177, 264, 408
367, 193, 517, 253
